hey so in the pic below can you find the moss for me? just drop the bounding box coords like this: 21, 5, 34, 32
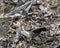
58, 0, 60, 5
51, 36, 58, 41
48, 34, 52, 37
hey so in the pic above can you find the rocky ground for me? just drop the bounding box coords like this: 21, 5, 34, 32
0, 0, 60, 48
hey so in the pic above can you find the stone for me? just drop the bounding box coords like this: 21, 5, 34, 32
13, 21, 21, 28
34, 36, 41, 42
24, 25, 32, 31
12, 43, 16, 48
12, 0, 18, 2
36, 0, 42, 4
13, 37, 19, 43
30, 46, 35, 48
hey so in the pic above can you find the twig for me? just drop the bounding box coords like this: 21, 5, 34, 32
5, 1, 31, 16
